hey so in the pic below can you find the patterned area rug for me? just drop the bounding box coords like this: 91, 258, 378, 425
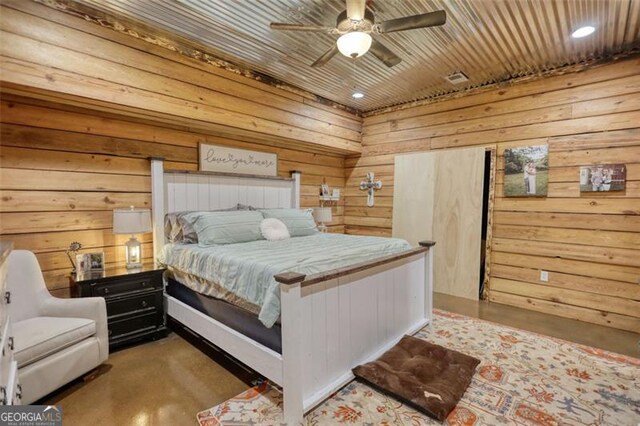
197, 309, 640, 425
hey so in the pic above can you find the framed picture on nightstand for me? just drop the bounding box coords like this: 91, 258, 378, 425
89, 252, 105, 271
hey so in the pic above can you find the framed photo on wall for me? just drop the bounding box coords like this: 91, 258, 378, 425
580, 164, 626, 192
503, 144, 549, 197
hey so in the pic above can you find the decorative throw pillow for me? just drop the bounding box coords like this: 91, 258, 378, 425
167, 205, 244, 244
259, 208, 318, 237
260, 218, 290, 241
164, 211, 191, 242
192, 210, 264, 246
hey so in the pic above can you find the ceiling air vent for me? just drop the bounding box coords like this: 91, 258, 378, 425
445, 71, 469, 85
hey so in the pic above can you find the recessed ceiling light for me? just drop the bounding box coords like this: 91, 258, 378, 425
352, 92, 364, 99
571, 26, 595, 38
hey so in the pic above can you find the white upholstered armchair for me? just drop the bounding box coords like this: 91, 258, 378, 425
6, 250, 108, 404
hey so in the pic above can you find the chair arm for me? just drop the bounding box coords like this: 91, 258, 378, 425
39, 296, 109, 362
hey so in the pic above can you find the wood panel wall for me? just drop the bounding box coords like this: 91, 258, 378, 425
0, 1, 361, 155
0, 1, 353, 296
346, 57, 640, 332
0, 96, 347, 296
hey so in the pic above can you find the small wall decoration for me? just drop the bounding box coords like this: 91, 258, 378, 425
199, 143, 277, 176
320, 182, 330, 197
580, 164, 626, 192
503, 144, 548, 197
359, 172, 383, 207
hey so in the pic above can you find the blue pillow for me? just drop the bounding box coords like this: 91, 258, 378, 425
191, 211, 264, 245
259, 208, 318, 237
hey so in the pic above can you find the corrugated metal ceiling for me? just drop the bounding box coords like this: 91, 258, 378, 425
73, 0, 640, 111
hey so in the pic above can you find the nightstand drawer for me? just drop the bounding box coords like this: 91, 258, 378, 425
106, 291, 162, 318
72, 266, 167, 349
108, 311, 162, 339
91, 277, 161, 298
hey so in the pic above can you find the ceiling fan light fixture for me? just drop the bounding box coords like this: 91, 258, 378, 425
571, 26, 595, 38
337, 31, 372, 58
352, 91, 365, 99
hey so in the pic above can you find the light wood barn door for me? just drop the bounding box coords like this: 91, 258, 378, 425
393, 147, 485, 300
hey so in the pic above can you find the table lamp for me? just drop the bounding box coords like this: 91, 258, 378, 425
113, 206, 152, 269
312, 207, 332, 233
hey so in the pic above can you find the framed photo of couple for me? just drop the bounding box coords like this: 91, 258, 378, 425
503, 144, 549, 197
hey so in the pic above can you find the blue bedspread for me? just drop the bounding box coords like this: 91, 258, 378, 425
159, 233, 411, 327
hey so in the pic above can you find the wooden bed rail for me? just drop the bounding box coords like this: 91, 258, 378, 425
275, 240, 436, 287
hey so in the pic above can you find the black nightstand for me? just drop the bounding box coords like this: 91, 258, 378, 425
70, 264, 168, 349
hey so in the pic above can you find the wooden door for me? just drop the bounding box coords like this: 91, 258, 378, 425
393, 147, 485, 300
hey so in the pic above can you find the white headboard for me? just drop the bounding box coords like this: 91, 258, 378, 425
150, 158, 301, 259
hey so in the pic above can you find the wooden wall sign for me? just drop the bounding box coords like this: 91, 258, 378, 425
199, 143, 277, 176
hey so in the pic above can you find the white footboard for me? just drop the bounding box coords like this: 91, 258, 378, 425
276, 242, 434, 424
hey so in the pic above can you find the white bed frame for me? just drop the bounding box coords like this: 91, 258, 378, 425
150, 158, 434, 424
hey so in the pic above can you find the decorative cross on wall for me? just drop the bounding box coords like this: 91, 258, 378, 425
359, 172, 382, 207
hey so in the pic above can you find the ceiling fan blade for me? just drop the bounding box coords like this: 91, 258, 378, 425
311, 45, 339, 67
270, 22, 331, 32
378, 10, 446, 33
369, 39, 402, 67
346, 0, 366, 21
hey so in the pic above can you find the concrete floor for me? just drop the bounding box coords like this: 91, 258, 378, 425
434, 293, 640, 358
42, 294, 639, 425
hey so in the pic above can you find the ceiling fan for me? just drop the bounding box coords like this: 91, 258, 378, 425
269, 0, 446, 67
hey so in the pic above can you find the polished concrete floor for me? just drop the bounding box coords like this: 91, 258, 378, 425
42, 294, 639, 425
434, 293, 640, 358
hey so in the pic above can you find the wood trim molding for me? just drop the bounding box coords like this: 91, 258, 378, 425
276, 246, 430, 286
33, 0, 359, 116
364, 50, 640, 116
304, 246, 431, 287
274, 272, 306, 285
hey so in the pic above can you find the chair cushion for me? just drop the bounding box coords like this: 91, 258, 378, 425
12, 317, 96, 368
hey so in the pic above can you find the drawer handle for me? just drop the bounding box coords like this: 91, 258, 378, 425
140, 281, 148, 287
141, 301, 148, 308
7, 337, 13, 351
4, 291, 10, 304
103, 288, 110, 294
108, 329, 113, 336
16, 384, 22, 400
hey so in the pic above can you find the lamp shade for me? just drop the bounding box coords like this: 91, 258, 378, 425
113, 207, 152, 235
312, 207, 333, 223
337, 32, 372, 58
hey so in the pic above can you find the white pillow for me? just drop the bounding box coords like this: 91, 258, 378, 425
260, 218, 290, 241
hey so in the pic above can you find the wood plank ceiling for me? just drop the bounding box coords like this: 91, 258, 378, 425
41, 0, 640, 111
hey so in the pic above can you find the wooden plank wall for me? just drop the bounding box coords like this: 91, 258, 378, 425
0, 1, 361, 155
0, 1, 354, 296
0, 97, 347, 296
346, 57, 640, 332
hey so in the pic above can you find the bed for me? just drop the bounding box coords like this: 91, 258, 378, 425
150, 158, 435, 424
